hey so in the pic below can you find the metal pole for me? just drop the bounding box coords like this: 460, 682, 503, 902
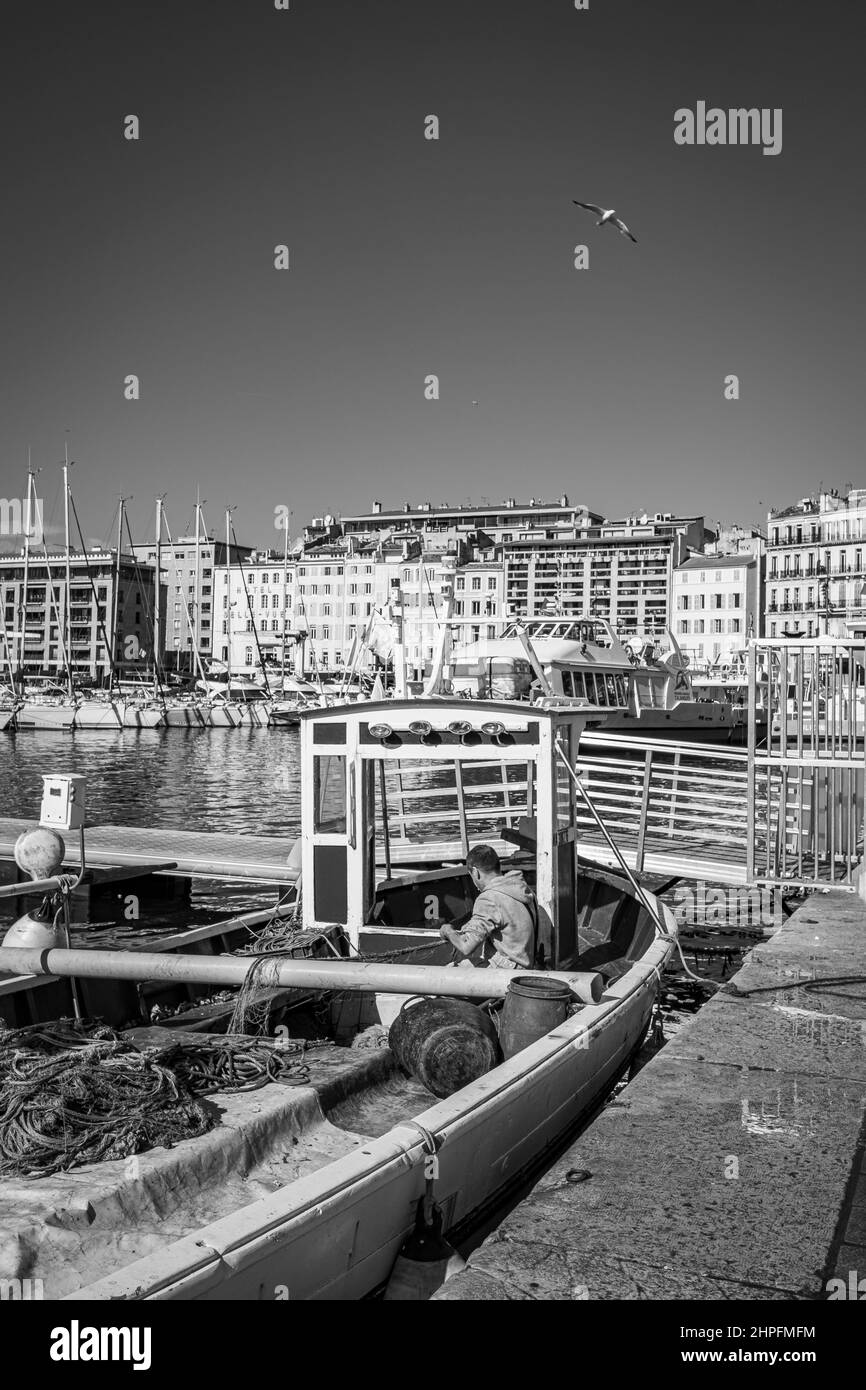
0, 945, 605, 1004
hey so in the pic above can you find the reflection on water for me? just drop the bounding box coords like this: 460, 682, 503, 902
0, 728, 302, 932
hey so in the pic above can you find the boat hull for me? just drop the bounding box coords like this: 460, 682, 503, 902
163, 704, 205, 728
207, 703, 244, 728
69, 914, 674, 1302
15, 701, 76, 730
0, 709, 15, 732
73, 700, 125, 730
122, 705, 164, 728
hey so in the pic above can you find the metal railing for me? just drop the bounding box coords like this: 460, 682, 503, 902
747, 639, 865, 889
573, 733, 751, 879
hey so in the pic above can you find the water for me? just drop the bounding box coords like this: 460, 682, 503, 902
0, 727, 303, 931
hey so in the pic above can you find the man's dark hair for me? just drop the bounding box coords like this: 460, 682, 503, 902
466, 844, 501, 876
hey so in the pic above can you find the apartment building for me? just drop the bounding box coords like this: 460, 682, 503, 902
339, 496, 602, 546
673, 553, 762, 668
0, 551, 160, 683
765, 488, 866, 638
131, 535, 251, 669
503, 513, 707, 640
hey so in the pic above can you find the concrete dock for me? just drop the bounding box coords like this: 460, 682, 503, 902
436, 890, 866, 1300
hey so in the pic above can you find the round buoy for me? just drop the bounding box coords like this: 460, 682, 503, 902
2, 898, 65, 950
13, 826, 66, 882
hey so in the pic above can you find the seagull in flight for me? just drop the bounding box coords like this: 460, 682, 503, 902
572, 200, 637, 243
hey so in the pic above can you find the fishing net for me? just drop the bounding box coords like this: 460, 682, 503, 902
0, 1037, 212, 1178
0, 1022, 318, 1179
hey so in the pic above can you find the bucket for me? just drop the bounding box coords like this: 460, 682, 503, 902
388, 996, 501, 1098
499, 975, 574, 1060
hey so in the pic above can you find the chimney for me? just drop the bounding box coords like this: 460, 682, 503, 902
371, 501, 382, 514
559, 493, 568, 507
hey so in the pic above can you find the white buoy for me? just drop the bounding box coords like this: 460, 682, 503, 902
4, 826, 68, 949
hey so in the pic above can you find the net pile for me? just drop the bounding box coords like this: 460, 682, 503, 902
0, 1036, 212, 1178
0, 1023, 318, 1179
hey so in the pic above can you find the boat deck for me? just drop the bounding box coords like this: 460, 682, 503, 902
0, 1030, 412, 1300
0, 819, 299, 884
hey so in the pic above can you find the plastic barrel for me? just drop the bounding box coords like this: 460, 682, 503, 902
499, 975, 574, 1060
388, 996, 501, 1098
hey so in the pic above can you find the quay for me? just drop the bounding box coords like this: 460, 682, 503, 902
436, 886, 866, 1301
0, 818, 299, 886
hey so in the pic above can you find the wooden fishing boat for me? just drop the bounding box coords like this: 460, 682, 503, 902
0, 697, 677, 1301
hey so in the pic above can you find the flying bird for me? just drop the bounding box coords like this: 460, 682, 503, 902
572, 200, 637, 243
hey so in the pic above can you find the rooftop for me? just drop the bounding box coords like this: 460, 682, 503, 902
676, 554, 755, 572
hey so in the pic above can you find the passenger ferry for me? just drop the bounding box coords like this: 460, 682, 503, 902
448, 618, 755, 743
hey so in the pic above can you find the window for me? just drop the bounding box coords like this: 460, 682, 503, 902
679, 619, 689, 634
712, 618, 724, 634
456, 577, 465, 590
487, 577, 497, 590
260, 594, 267, 609
272, 573, 279, 584
245, 647, 253, 665
203, 568, 212, 579
694, 619, 705, 634
729, 592, 741, 608
272, 594, 279, 607
471, 577, 482, 591
729, 618, 741, 633
471, 600, 481, 616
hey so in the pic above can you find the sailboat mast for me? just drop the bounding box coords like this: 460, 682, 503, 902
193, 490, 202, 675
19, 467, 33, 690
280, 508, 289, 689
63, 447, 73, 695
111, 498, 125, 692
154, 498, 163, 695
225, 507, 232, 684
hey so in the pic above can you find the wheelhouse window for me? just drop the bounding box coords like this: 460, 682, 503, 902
314, 756, 347, 834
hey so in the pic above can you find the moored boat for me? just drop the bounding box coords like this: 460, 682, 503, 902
0, 694, 678, 1301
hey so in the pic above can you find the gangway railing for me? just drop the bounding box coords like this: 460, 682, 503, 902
573, 732, 752, 880
747, 639, 865, 890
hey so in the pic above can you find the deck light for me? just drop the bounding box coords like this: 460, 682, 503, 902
368, 722, 393, 740
408, 719, 433, 737
480, 720, 505, 736
447, 719, 473, 735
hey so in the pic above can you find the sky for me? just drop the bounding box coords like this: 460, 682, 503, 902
0, 0, 862, 551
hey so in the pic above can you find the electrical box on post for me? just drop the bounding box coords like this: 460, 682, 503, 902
40, 775, 86, 831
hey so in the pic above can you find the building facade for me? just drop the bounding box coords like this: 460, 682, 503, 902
765, 489, 866, 638
673, 554, 762, 668
503, 513, 707, 641
339, 496, 602, 546
0, 551, 161, 684
131, 536, 251, 669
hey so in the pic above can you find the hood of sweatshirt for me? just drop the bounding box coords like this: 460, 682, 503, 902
482, 870, 535, 912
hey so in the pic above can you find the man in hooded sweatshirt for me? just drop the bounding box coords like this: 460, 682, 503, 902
438, 844, 537, 970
